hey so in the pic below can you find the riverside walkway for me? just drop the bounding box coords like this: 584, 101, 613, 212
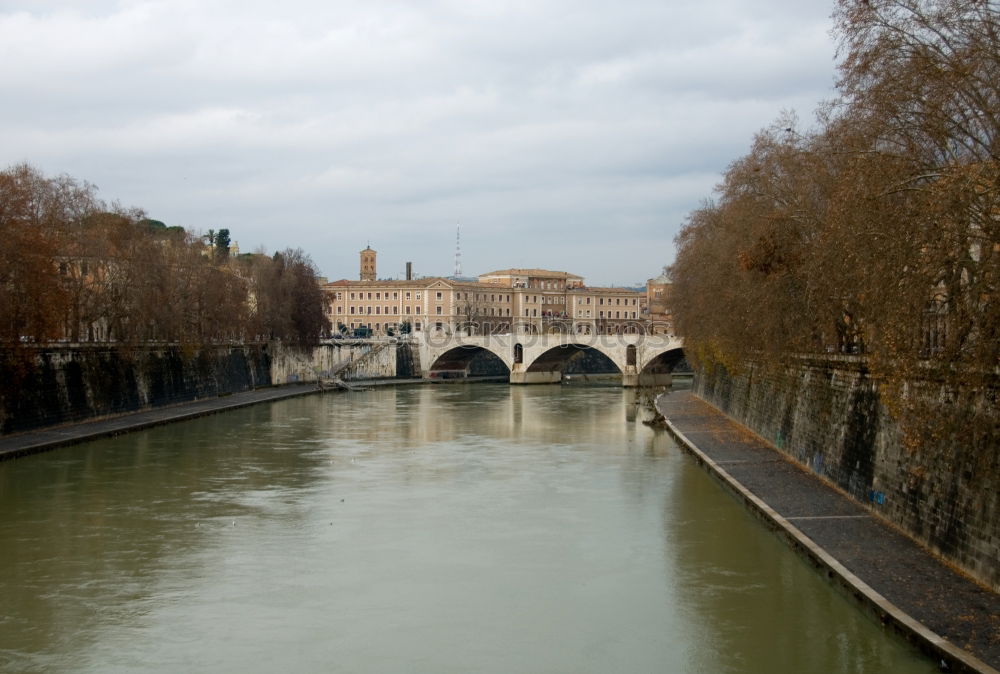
657, 390, 999, 674
0, 384, 325, 462
0, 377, 495, 462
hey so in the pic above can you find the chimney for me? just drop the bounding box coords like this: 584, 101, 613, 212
406, 261, 412, 280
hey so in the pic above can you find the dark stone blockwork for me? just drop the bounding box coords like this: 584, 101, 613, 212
1, 345, 272, 436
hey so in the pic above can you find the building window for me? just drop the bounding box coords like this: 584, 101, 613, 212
350, 292, 356, 300
393, 292, 398, 300
600, 311, 605, 318
376, 292, 381, 300
337, 307, 343, 314
415, 306, 421, 314
436, 306, 442, 315
406, 292, 411, 300
350, 307, 355, 314
436, 291, 443, 300
416, 292, 422, 300
415, 321, 422, 330
405, 306, 410, 314
336, 292, 343, 300
367, 306, 372, 314
367, 292, 372, 300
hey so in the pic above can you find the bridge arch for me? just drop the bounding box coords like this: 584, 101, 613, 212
427, 345, 510, 379
524, 343, 623, 374
637, 347, 686, 375
633, 346, 686, 386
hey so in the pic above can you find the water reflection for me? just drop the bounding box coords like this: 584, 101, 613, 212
0, 384, 935, 673
664, 451, 936, 673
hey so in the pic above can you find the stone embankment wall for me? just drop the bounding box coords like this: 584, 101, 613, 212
695, 357, 1000, 590
334, 343, 399, 380
0, 341, 422, 436
272, 341, 418, 383
0, 344, 271, 435
270, 342, 373, 383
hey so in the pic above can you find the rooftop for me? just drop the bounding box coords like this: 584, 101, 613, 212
324, 278, 448, 288
479, 268, 583, 279
570, 286, 643, 294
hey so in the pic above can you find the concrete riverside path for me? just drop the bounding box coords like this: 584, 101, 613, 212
657, 390, 1000, 674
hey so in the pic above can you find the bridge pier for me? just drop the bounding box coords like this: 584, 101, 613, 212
509, 370, 562, 385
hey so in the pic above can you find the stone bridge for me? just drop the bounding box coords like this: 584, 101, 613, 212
415, 332, 684, 386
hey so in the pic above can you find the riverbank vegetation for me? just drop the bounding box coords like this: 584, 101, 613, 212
0, 163, 329, 345
671, 2, 998, 373
670, 0, 999, 442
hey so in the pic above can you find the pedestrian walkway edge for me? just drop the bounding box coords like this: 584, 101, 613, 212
0, 385, 322, 462
0, 377, 503, 463
656, 392, 999, 674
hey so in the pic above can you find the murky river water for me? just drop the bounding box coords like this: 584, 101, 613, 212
0, 384, 937, 673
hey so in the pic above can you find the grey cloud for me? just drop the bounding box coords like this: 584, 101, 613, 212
0, 0, 838, 286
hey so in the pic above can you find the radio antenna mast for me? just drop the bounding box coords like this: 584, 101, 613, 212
454, 224, 462, 277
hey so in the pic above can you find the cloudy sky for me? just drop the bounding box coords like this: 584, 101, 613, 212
1, 0, 839, 286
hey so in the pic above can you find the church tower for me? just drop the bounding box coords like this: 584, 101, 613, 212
360, 246, 376, 281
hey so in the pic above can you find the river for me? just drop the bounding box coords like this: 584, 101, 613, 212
0, 384, 937, 673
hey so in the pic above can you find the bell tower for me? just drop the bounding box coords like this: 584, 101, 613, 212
360, 245, 376, 281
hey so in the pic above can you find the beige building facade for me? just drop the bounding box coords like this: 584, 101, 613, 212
322, 250, 665, 336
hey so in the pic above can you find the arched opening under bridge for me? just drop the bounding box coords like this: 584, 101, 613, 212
524, 344, 623, 385
636, 347, 687, 387
427, 345, 510, 380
